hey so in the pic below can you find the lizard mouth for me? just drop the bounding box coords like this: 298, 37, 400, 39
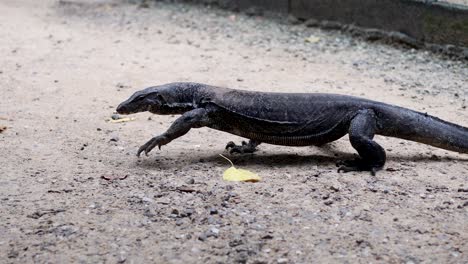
116, 103, 129, 114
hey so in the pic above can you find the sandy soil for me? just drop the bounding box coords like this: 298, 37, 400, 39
1, 0, 467, 263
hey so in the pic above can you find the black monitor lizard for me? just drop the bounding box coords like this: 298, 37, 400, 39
116, 82, 468, 175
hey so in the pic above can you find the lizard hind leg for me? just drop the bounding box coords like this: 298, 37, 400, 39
338, 109, 386, 175
225, 140, 261, 154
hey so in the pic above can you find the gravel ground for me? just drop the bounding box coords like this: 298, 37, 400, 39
0, 0, 467, 263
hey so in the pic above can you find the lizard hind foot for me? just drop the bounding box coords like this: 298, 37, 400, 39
225, 140, 259, 154
336, 158, 382, 176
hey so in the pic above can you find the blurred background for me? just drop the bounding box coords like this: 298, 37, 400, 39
1, 0, 467, 263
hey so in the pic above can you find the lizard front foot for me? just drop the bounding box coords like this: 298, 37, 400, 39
137, 135, 170, 157
336, 159, 382, 176
225, 140, 258, 154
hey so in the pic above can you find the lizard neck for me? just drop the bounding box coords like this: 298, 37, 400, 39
161, 82, 208, 114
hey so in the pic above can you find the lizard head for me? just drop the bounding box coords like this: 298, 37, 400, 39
116, 82, 197, 115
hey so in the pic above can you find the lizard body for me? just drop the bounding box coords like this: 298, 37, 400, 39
116, 82, 468, 174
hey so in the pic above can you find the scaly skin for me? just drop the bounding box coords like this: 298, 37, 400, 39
116, 82, 468, 174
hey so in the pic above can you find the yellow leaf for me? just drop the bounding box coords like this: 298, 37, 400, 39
305, 35, 320, 43
220, 154, 261, 183
108, 117, 136, 123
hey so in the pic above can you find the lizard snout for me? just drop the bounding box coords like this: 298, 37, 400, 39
116, 102, 130, 114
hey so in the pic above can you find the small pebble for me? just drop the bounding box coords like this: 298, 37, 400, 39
185, 178, 195, 184
210, 227, 219, 235
198, 228, 218, 241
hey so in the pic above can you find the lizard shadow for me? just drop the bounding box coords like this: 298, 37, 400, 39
136, 144, 353, 170
205, 152, 467, 167
204, 153, 340, 167
136, 145, 468, 170
136, 152, 342, 170
385, 153, 468, 163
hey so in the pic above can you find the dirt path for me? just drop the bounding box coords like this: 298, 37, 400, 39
1, 0, 467, 263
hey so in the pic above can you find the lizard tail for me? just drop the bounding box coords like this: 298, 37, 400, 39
380, 107, 468, 154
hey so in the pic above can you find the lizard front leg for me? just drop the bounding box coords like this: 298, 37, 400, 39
137, 108, 210, 157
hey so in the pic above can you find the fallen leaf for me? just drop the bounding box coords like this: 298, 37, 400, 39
0, 126, 7, 133
101, 174, 128, 181
220, 154, 261, 182
108, 117, 135, 123
305, 35, 321, 43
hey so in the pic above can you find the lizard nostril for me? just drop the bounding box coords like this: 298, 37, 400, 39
116, 103, 127, 114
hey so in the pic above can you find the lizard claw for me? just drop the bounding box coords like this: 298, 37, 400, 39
229, 147, 245, 154
225, 140, 258, 154
225, 141, 236, 150
225, 141, 245, 154
137, 135, 168, 157
137, 145, 145, 157
336, 158, 380, 176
